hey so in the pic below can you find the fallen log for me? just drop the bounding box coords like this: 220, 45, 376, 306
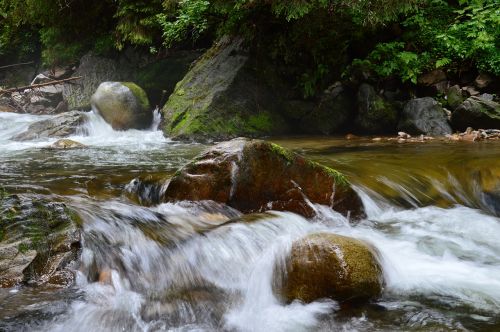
0, 61, 35, 70
0, 76, 82, 95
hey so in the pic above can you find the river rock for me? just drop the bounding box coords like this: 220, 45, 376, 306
398, 97, 452, 136
355, 83, 398, 134
451, 96, 500, 131
0, 192, 81, 287
162, 37, 290, 141
91, 81, 152, 130
48, 139, 85, 149
446, 85, 464, 110
301, 83, 355, 134
279, 233, 384, 303
163, 138, 365, 219
11, 111, 88, 141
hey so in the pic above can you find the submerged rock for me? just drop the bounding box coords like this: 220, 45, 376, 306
162, 37, 290, 141
48, 139, 85, 149
11, 111, 88, 141
451, 96, 500, 131
398, 97, 452, 136
355, 84, 398, 134
163, 138, 365, 219
279, 233, 384, 303
91, 81, 152, 130
0, 192, 81, 287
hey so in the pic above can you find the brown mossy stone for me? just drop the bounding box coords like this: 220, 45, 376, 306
163, 138, 365, 219
281, 233, 384, 304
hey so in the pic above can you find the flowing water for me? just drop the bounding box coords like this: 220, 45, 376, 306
0, 111, 499, 331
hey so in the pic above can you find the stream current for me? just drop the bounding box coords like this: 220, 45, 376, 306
0, 111, 499, 331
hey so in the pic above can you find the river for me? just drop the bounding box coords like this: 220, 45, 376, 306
0, 111, 499, 331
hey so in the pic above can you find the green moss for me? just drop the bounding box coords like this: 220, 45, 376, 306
269, 143, 295, 163
18, 242, 30, 254
323, 166, 349, 187
0, 187, 7, 200
122, 82, 151, 110
247, 113, 273, 132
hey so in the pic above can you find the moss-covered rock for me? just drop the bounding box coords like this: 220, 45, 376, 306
163, 138, 365, 219
0, 193, 81, 287
162, 37, 291, 141
279, 233, 384, 303
355, 83, 399, 134
451, 96, 500, 131
91, 81, 152, 130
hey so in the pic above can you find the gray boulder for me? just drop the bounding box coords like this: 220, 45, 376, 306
62, 53, 135, 110
162, 37, 291, 141
398, 97, 452, 136
91, 81, 152, 130
0, 193, 80, 287
355, 83, 399, 134
11, 111, 88, 141
451, 96, 500, 131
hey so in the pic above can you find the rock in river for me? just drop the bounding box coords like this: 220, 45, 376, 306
163, 138, 365, 219
0, 192, 81, 287
91, 81, 152, 130
11, 111, 88, 141
279, 233, 384, 303
451, 96, 500, 131
398, 97, 452, 136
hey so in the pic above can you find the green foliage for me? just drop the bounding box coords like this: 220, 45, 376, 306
114, 0, 163, 50
349, 0, 500, 81
157, 0, 210, 47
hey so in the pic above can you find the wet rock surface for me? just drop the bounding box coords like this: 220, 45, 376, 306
11, 111, 88, 141
91, 81, 152, 130
48, 138, 86, 149
0, 192, 81, 287
281, 233, 384, 303
163, 138, 365, 219
279, 233, 384, 303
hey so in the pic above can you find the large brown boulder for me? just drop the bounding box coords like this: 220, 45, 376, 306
163, 138, 365, 219
279, 233, 384, 303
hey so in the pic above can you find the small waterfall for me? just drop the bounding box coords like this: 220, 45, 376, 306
150, 107, 162, 131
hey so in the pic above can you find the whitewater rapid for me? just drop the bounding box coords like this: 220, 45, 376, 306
1, 111, 499, 331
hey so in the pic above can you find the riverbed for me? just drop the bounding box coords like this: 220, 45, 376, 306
1, 111, 499, 331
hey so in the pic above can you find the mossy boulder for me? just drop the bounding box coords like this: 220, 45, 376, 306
398, 97, 452, 136
0, 193, 81, 287
163, 138, 365, 219
279, 233, 384, 303
162, 37, 290, 141
355, 83, 399, 134
451, 96, 500, 131
91, 81, 152, 130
